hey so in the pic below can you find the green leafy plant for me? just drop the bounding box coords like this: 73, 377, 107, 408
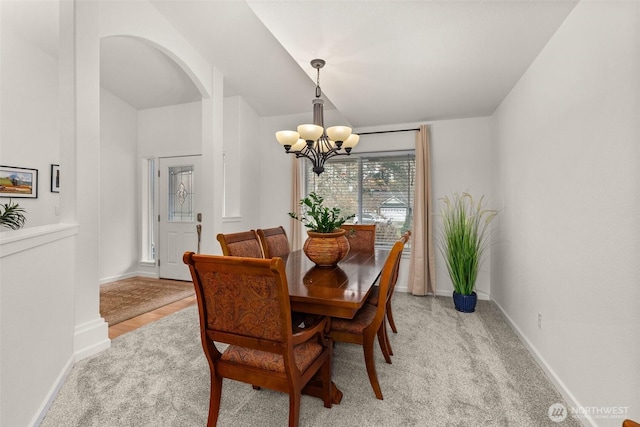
438, 192, 497, 295
0, 199, 27, 230
289, 192, 355, 233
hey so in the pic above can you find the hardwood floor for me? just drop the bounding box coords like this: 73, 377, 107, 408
108, 294, 197, 339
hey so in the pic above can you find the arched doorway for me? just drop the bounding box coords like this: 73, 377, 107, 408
99, 35, 205, 281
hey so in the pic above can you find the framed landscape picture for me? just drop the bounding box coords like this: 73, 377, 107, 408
51, 164, 60, 193
0, 165, 38, 198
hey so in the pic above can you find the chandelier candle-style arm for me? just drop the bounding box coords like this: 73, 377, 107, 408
274, 58, 359, 175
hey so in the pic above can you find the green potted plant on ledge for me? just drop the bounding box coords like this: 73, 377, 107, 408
438, 192, 497, 313
0, 199, 27, 230
290, 192, 355, 267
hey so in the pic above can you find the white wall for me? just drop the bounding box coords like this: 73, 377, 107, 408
428, 117, 494, 297
491, 1, 640, 425
0, 1, 60, 227
221, 96, 262, 232
0, 1, 216, 424
0, 226, 78, 427
100, 89, 139, 282
138, 101, 202, 158
0, 3, 80, 426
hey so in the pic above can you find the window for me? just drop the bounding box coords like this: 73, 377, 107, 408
141, 158, 155, 262
167, 165, 195, 222
304, 151, 415, 249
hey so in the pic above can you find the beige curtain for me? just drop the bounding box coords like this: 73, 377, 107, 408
290, 157, 303, 251
408, 125, 436, 296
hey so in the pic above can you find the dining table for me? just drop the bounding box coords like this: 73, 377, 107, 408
282, 247, 391, 404
283, 247, 390, 319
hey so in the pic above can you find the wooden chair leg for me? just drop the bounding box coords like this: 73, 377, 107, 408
321, 353, 333, 408
387, 301, 398, 333
288, 390, 301, 427
207, 372, 223, 427
363, 334, 383, 400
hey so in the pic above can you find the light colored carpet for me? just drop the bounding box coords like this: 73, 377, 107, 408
42, 294, 581, 426
100, 277, 194, 325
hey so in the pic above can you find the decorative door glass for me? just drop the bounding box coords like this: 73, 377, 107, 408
168, 165, 194, 222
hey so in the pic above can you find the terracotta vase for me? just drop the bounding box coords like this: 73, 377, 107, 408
303, 229, 350, 267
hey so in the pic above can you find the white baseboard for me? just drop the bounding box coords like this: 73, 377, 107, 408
99, 270, 159, 285
395, 286, 490, 301
99, 272, 138, 285
491, 299, 592, 427
29, 354, 74, 427
134, 270, 159, 279
73, 317, 111, 361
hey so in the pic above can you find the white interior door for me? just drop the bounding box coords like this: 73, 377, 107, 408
159, 156, 202, 280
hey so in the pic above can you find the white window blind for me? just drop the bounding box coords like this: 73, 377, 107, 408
304, 151, 415, 249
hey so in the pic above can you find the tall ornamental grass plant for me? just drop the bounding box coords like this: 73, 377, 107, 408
438, 192, 497, 296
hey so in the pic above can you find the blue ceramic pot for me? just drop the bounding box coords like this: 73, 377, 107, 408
453, 291, 477, 313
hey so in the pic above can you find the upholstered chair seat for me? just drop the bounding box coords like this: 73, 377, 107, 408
222, 341, 324, 373
331, 304, 377, 335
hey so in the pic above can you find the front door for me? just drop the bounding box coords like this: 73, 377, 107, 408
159, 156, 201, 280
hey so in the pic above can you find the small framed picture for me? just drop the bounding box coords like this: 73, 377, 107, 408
0, 165, 38, 198
51, 164, 60, 193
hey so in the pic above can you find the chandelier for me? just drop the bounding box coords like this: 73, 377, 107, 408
275, 59, 359, 175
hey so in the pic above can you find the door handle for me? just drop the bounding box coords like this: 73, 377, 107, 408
196, 224, 202, 254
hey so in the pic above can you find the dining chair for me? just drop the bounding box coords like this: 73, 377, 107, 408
341, 224, 376, 252
367, 230, 411, 361
216, 230, 264, 258
257, 226, 291, 258
329, 237, 406, 400
384, 230, 411, 334
183, 252, 333, 427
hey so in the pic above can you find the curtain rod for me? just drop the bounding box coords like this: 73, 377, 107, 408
357, 128, 420, 136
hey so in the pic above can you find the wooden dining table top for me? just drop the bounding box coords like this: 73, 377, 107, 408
283, 248, 390, 319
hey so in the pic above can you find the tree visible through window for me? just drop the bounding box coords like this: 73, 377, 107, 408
304, 151, 415, 248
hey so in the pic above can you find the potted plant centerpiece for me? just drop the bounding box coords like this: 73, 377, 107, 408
290, 192, 355, 267
438, 192, 497, 313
